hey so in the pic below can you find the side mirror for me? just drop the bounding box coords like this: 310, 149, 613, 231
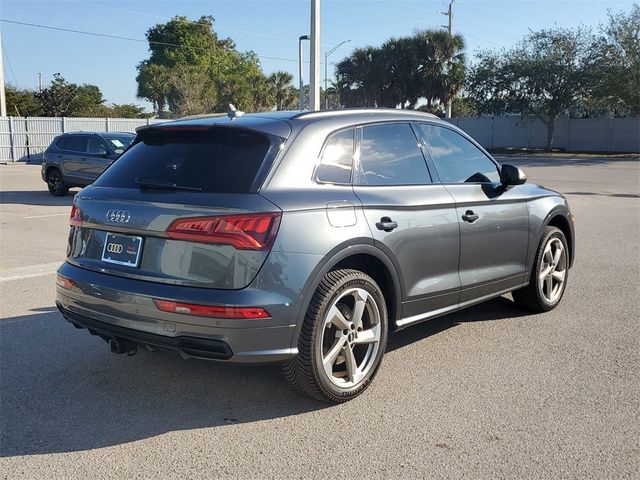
500, 164, 527, 186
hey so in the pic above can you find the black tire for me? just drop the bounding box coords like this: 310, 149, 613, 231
284, 269, 388, 403
46, 167, 69, 196
513, 226, 569, 312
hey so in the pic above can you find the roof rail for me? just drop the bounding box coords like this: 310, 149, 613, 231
292, 108, 439, 120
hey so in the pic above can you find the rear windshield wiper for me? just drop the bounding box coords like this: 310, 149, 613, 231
135, 177, 202, 192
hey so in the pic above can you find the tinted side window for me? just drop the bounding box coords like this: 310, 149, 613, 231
87, 137, 108, 155
418, 124, 500, 183
62, 136, 87, 154
315, 128, 354, 184
356, 123, 430, 186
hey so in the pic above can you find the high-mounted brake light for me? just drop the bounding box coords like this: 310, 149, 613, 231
166, 212, 281, 251
153, 299, 270, 319
69, 204, 82, 227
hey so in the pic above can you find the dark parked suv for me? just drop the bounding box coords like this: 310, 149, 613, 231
55, 109, 575, 402
42, 131, 135, 196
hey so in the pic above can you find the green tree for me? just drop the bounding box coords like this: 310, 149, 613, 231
335, 30, 466, 111
35, 73, 78, 117
108, 103, 149, 118
136, 62, 171, 116
268, 71, 296, 110
5, 85, 43, 116
69, 84, 109, 117
136, 15, 272, 115
468, 28, 591, 150
585, 4, 640, 116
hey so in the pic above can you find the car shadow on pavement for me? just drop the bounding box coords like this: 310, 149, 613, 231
0, 190, 77, 207
0, 296, 528, 457
0, 310, 327, 457
387, 296, 530, 353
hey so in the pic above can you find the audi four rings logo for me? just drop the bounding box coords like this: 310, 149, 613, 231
106, 209, 131, 223
106, 243, 124, 254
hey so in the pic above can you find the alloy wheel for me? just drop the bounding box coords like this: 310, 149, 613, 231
320, 287, 382, 389
538, 237, 567, 304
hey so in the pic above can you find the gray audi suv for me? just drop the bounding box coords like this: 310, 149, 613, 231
55, 109, 575, 402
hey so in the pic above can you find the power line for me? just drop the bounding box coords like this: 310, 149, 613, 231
0, 18, 303, 65
2, 42, 18, 85
65, 0, 307, 45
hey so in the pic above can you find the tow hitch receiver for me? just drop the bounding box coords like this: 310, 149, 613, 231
109, 338, 138, 356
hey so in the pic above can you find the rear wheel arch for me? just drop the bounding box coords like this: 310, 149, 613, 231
292, 242, 403, 346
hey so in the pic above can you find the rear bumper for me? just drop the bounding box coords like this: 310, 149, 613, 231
56, 262, 300, 363
57, 303, 234, 360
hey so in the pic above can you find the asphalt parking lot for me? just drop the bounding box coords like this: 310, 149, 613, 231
1, 154, 639, 479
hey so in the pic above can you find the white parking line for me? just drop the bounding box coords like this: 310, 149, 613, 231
0, 262, 62, 282
23, 213, 68, 219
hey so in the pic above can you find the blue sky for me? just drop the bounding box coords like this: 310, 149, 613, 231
1, 0, 636, 110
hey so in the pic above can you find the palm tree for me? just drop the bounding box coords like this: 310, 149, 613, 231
268, 71, 296, 110
413, 30, 466, 111
136, 62, 171, 117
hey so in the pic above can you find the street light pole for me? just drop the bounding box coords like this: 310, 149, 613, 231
298, 35, 309, 111
324, 40, 350, 110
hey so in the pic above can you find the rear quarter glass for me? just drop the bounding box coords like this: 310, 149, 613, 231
93, 127, 283, 193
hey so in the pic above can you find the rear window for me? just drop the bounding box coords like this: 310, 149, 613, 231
94, 127, 279, 193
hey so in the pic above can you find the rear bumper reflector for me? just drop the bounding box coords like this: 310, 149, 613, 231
153, 299, 271, 319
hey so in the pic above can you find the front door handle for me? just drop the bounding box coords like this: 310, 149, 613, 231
376, 217, 398, 232
461, 210, 479, 223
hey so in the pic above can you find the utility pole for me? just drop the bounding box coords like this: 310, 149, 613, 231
298, 35, 309, 110
38, 73, 43, 92
309, 0, 320, 111
0, 33, 7, 118
441, 0, 454, 118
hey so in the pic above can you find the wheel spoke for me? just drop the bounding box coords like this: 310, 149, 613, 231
351, 290, 368, 331
552, 243, 563, 265
354, 323, 379, 345
326, 305, 350, 331
545, 276, 553, 296
323, 335, 348, 376
552, 270, 565, 283
539, 265, 553, 280
543, 243, 553, 263
343, 346, 358, 382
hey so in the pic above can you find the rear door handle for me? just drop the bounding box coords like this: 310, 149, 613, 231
376, 217, 398, 232
461, 210, 479, 223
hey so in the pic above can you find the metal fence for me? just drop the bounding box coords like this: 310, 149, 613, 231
0, 117, 168, 162
447, 115, 639, 153
0, 114, 638, 162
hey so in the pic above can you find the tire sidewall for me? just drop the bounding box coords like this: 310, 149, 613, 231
311, 274, 388, 401
534, 228, 569, 310
47, 168, 67, 196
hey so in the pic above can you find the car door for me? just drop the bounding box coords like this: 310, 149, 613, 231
86, 136, 113, 181
417, 123, 529, 305
58, 135, 89, 183
352, 122, 461, 326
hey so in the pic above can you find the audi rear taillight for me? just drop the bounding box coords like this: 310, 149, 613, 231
69, 204, 82, 227
166, 212, 281, 251
153, 299, 270, 319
